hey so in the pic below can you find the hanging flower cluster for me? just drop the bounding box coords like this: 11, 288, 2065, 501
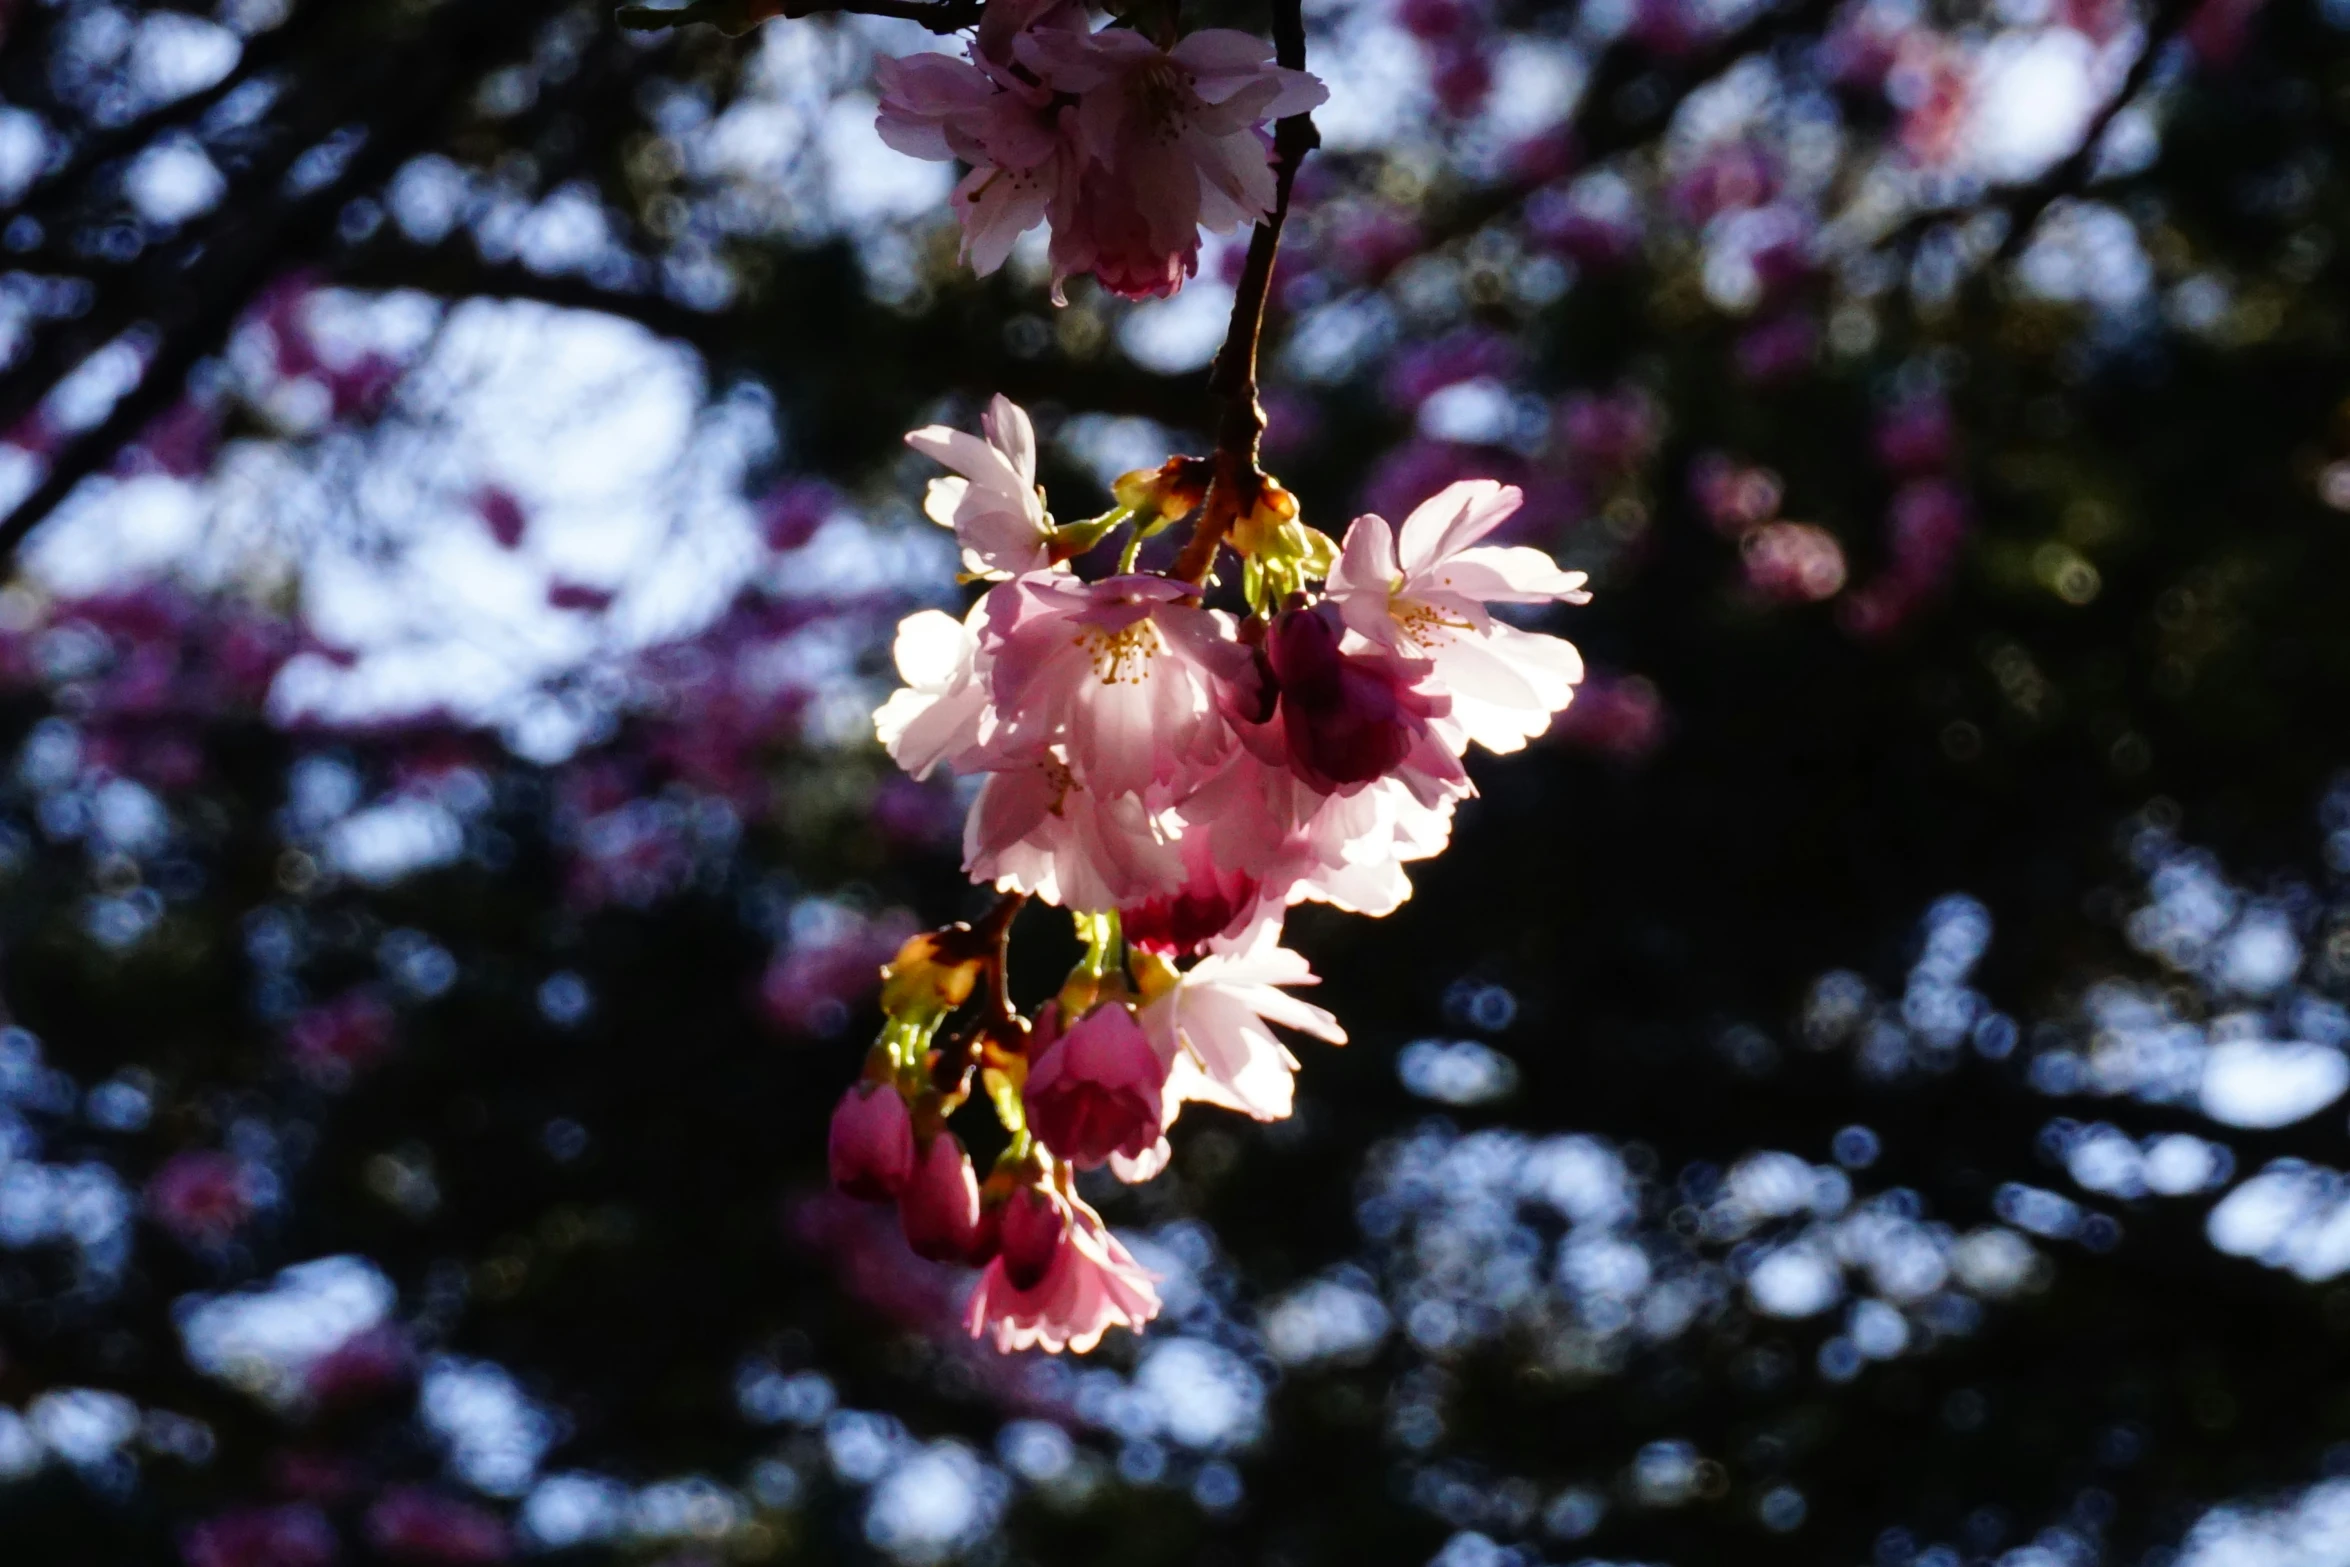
875, 6, 1327, 298
829, 393, 1591, 1353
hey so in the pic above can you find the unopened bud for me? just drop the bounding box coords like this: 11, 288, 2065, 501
998, 1184, 1070, 1291
899, 1131, 983, 1262
1111, 457, 1212, 521
828, 1081, 915, 1201
879, 931, 983, 1020
1228, 478, 1301, 558
1129, 948, 1181, 1005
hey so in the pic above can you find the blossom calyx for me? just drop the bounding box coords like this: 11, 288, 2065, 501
1233, 480, 1337, 613
878, 930, 985, 1022
1112, 457, 1213, 522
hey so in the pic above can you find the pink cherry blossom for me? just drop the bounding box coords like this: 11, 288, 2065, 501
1182, 746, 1464, 933
963, 748, 1185, 911
874, 52, 1079, 277
904, 395, 1055, 578
1139, 940, 1343, 1125
1327, 480, 1591, 756
982, 572, 1250, 800
1050, 160, 1195, 299
873, 605, 994, 780
975, 0, 1088, 66
966, 1185, 1160, 1353
899, 1131, 983, 1261
1122, 832, 1267, 956
1023, 1002, 1169, 1168
1019, 28, 1329, 299
829, 1082, 916, 1201
1262, 601, 1463, 796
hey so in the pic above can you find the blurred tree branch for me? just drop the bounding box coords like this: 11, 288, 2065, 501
1873, 0, 2194, 261
0, 0, 567, 565
1410, 0, 1846, 252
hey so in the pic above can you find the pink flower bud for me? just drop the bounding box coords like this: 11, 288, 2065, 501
899, 1132, 983, 1262
997, 1184, 1070, 1291
828, 1082, 916, 1201
1022, 1004, 1169, 1170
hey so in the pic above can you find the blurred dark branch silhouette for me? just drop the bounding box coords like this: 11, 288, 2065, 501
615, 0, 982, 35
1987, 0, 2194, 262
1872, 0, 2197, 260
0, 0, 577, 563
1412, 0, 1846, 252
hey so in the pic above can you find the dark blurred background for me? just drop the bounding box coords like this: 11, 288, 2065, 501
2, 0, 2350, 1562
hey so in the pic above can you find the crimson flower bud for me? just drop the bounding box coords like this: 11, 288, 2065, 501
1022, 1004, 1169, 1170
827, 1081, 915, 1201
997, 1185, 1070, 1292
899, 1131, 982, 1262
1267, 601, 1434, 792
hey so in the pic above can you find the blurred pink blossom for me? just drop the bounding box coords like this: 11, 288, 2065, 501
182, 1505, 339, 1567
287, 991, 397, 1081
1551, 670, 1665, 761
1733, 314, 1818, 383
148, 1151, 254, 1245
1742, 521, 1850, 603
364, 1489, 511, 1564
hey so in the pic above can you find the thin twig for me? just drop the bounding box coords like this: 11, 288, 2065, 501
1170, 0, 1316, 587
963, 890, 1027, 1028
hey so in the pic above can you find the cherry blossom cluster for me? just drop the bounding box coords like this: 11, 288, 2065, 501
875, 3, 1326, 299
827, 393, 1590, 1353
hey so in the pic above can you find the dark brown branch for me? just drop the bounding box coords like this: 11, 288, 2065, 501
1171, 0, 1316, 587
616, 0, 981, 36
977, 891, 1026, 1028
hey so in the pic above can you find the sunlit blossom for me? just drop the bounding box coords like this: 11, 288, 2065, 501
1327, 480, 1592, 756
